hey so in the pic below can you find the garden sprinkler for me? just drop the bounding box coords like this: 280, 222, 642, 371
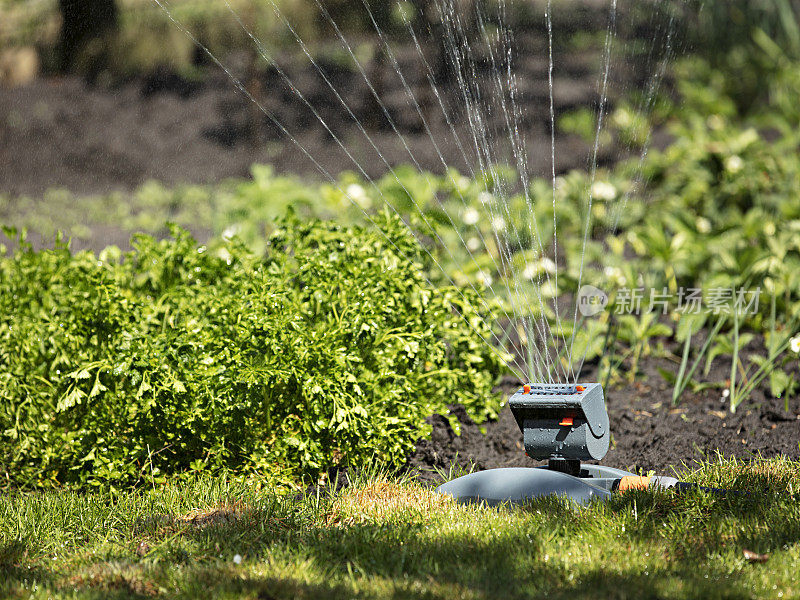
436, 383, 704, 505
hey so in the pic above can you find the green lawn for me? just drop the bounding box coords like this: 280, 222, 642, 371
2, 456, 799, 599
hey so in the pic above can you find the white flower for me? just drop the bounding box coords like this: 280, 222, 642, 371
216, 247, 233, 264
790, 335, 800, 354
603, 265, 626, 286
612, 107, 634, 129
696, 217, 712, 234
478, 191, 494, 205
233, 554, 242, 565
522, 258, 557, 281
345, 183, 371, 209
222, 224, 240, 240
523, 262, 539, 280
462, 207, 479, 226
540, 280, 557, 297
541, 257, 557, 275
491, 216, 505, 232
725, 155, 744, 174
476, 271, 493, 287
466, 236, 481, 252
591, 181, 617, 201
346, 183, 366, 200
706, 114, 725, 131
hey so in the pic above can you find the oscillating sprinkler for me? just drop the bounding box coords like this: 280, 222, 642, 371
436, 382, 701, 505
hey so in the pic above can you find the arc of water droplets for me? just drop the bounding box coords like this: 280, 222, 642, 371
436, 0, 571, 382
544, 0, 572, 381
410, 1, 560, 381
151, 0, 528, 382
430, 1, 545, 381
476, 0, 575, 383
357, 0, 555, 382
229, 0, 529, 352
567, 0, 618, 382
400, 13, 556, 383
573, 8, 677, 380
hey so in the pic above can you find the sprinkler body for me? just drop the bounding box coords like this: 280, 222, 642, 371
437, 382, 624, 505
436, 382, 738, 505
508, 382, 609, 472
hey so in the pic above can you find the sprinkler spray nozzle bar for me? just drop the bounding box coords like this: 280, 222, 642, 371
509, 382, 610, 462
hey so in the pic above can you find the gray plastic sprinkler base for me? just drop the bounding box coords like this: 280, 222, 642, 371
436, 464, 636, 506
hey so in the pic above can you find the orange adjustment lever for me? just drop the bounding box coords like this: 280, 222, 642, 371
523, 384, 531, 394
559, 416, 573, 427
616, 476, 652, 492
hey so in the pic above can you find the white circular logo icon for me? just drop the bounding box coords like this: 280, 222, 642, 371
577, 285, 609, 317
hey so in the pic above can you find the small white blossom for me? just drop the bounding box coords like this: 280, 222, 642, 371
216, 248, 233, 264
478, 191, 495, 205
345, 183, 371, 209
491, 216, 506, 232
522, 258, 557, 280
790, 335, 800, 354
612, 107, 634, 129
764, 222, 776, 236
540, 280, 557, 297
233, 554, 242, 565
466, 236, 481, 252
706, 114, 725, 131
725, 155, 744, 174
462, 207, 479, 225
696, 217, 712, 234
591, 181, 617, 201
523, 262, 539, 280
476, 271, 493, 287
541, 257, 557, 275
603, 265, 626, 286
222, 224, 240, 240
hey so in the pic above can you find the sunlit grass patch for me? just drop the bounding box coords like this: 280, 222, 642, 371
325, 478, 455, 526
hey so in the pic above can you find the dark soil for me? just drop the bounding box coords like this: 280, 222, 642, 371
406, 344, 800, 482
0, 36, 631, 198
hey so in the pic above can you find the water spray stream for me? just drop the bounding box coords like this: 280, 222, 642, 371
152, 0, 527, 380
568, 0, 618, 382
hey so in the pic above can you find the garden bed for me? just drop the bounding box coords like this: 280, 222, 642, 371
407, 346, 800, 482
0, 41, 626, 200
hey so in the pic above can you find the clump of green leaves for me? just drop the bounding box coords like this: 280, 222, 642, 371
0, 214, 504, 489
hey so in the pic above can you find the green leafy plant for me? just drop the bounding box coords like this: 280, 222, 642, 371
0, 214, 505, 490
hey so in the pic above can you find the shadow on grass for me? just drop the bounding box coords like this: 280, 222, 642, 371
3, 469, 795, 599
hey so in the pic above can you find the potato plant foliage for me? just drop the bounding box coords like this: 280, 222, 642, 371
0, 214, 504, 488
